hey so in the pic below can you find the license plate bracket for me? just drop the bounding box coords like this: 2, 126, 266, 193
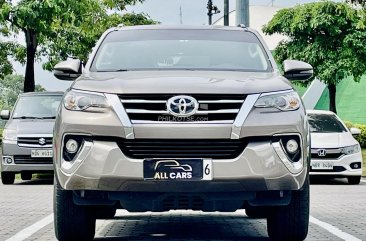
144, 159, 212, 181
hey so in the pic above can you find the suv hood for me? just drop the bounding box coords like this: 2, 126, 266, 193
72, 71, 292, 94
311, 132, 358, 149
5, 119, 55, 135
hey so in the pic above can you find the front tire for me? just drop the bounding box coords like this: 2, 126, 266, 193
348, 176, 361, 185
267, 178, 310, 241
54, 181, 96, 241
1, 172, 15, 185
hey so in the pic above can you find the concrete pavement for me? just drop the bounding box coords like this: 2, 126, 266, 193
1, 177, 365, 241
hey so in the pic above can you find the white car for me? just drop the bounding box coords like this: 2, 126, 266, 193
307, 110, 362, 184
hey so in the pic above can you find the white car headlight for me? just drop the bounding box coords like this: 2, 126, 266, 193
64, 90, 109, 111
3, 129, 17, 141
254, 91, 301, 111
342, 144, 360, 155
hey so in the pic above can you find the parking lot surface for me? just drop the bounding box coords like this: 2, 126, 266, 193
0, 177, 365, 241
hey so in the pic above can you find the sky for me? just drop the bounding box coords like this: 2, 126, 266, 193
12, 0, 339, 91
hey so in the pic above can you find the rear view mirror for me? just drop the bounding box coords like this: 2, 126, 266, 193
0, 110, 10, 120
350, 127, 361, 136
283, 60, 313, 81
54, 59, 82, 81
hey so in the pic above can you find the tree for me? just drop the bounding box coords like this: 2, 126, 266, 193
0, 0, 157, 92
0, 74, 45, 111
348, 0, 366, 6
263, 1, 366, 113
0, 41, 13, 79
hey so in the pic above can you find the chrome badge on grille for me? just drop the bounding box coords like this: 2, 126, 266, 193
167, 96, 199, 117
318, 149, 327, 157
38, 138, 46, 146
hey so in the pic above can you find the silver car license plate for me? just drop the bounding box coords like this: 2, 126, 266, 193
31, 149, 53, 158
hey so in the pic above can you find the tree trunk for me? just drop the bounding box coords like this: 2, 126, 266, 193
24, 29, 38, 92
328, 83, 337, 114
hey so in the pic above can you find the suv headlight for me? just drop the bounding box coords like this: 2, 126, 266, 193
64, 90, 109, 111
342, 144, 360, 155
254, 91, 301, 111
3, 129, 17, 141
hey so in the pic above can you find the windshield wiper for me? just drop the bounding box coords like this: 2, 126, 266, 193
13, 116, 56, 120
97, 69, 129, 72
13, 116, 38, 119
37, 116, 56, 119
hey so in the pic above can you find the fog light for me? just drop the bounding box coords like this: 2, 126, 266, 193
4, 157, 13, 164
286, 139, 299, 154
350, 162, 361, 169
65, 139, 79, 154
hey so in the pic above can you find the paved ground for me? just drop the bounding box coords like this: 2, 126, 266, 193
0, 177, 365, 241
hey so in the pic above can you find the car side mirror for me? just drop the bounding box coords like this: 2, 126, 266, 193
350, 127, 361, 136
283, 60, 313, 81
0, 110, 10, 120
54, 59, 82, 81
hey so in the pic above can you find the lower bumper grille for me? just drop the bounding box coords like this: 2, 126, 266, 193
118, 139, 248, 159
162, 195, 204, 211
310, 166, 347, 172
13, 155, 53, 165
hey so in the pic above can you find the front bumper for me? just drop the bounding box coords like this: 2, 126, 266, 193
55, 138, 308, 192
1, 140, 54, 173
310, 152, 363, 177
54, 92, 309, 192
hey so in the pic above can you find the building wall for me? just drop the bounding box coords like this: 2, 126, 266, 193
214, 6, 286, 50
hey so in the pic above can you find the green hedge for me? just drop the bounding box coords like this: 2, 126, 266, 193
344, 121, 366, 148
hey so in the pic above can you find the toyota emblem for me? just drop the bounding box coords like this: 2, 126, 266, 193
167, 96, 199, 117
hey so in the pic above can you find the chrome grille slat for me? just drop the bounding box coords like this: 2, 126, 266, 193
125, 109, 240, 114
121, 99, 167, 104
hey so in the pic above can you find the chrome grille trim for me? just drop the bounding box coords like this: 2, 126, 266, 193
17, 135, 53, 148
105, 94, 135, 139
119, 94, 247, 123
231, 94, 260, 139
125, 109, 240, 114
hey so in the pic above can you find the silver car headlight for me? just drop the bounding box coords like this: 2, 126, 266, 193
342, 144, 360, 155
3, 129, 17, 141
254, 91, 301, 111
64, 90, 109, 111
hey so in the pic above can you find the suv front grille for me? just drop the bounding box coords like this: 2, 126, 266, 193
118, 139, 248, 159
119, 94, 246, 123
17, 137, 52, 148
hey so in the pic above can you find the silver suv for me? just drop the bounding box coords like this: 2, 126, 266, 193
1, 92, 63, 184
53, 25, 313, 241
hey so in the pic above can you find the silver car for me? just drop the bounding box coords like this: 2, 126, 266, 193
1, 92, 63, 184
308, 110, 362, 184
52, 25, 313, 241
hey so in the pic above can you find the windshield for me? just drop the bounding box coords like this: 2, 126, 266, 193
12, 95, 62, 119
91, 29, 271, 72
308, 114, 347, 133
